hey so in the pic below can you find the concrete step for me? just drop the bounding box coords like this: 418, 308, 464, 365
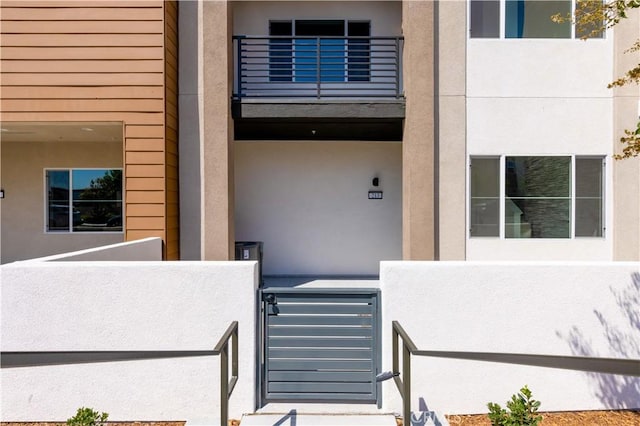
239, 413, 398, 426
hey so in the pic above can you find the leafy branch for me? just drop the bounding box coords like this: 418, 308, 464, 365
553, 0, 640, 158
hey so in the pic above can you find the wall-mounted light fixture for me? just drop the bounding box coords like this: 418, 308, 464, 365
368, 176, 382, 199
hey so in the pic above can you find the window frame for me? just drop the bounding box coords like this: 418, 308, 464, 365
468, 155, 606, 239
468, 0, 605, 40
268, 19, 372, 83
44, 168, 124, 234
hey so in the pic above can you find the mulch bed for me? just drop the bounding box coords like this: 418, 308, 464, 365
4, 412, 640, 426
445, 410, 640, 425
0, 423, 185, 426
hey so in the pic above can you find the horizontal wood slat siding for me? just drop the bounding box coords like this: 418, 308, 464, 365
164, 1, 179, 260
2, 60, 164, 74
1, 21, 162, 34
0, 0, 175, 259
1, 46, 165, 59
2, 34, 163, 47
1, 7, 164, 21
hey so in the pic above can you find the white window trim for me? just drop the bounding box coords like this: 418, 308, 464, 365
44, 168, 124, 234
468, 155, 606, 239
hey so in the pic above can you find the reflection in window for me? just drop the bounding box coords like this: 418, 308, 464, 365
46, 169, 123, 233
47, 170, 70, 231
470, 157, 500, 236
268, 19, 371, 83
575, 157, 604, 236
505, 156, 571, 238
471, 0, 601, 39
505, 0, 571, 38
470, 0, 500, 38
575, 0, 605, 39
469, 156, 605, 239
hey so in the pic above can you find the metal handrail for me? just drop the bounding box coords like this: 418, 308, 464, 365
1, 321, 239, 426
233, 35, 404, 99
215, 321, 239, 426
391, 320, 640, 426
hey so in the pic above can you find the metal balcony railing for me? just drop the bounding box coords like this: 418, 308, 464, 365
233, 36, 404, 99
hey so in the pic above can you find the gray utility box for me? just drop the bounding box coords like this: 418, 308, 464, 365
235, 241, 264, 286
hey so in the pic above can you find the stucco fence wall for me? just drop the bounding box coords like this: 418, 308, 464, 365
380, 261, 640, 415
2, 256, 639, 422
1, 259, 259, 425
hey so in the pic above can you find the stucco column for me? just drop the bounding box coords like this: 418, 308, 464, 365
613, 8, 640, 261
202, 0, 235, 260
437, 0, 467, 260
402, 0, 436, 260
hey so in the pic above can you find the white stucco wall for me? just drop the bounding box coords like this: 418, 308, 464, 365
233, 1, 402, 36
0, 261, 258, 424
466, 36, 616, 260
380, 261, 640, 414
235, 141, 402, 275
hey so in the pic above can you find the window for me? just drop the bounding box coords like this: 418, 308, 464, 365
470, 0, 603, 39
469, 156, 604, 238
269, 20, 371, 83
46, 169, 123, 233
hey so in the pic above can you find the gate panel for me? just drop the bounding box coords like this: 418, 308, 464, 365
262, 289, 380, 403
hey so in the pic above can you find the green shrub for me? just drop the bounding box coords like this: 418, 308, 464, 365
66, 407, 109, 426
487, 385, 542, 426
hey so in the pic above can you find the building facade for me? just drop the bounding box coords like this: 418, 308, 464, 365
0, 0, 179, 262
1, 0, 639, 269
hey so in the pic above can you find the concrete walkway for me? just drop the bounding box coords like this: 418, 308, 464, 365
240, 413, 398, 426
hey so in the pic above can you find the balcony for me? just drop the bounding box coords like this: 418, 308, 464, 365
233, 35, 403, 99
232, 35, 405, 140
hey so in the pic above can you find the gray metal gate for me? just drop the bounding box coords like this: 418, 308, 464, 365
260, 288, 380, 403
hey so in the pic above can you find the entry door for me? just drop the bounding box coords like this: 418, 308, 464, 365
261, 288, 380, 403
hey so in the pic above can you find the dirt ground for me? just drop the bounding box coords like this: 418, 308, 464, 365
445, 410, 640, 425
4, 412, 640, 426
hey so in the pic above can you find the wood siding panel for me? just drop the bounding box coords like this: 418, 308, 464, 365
1, 86, 163, 99
1, 46, 165, 60
0, 0, 172, 258
0, 112, 163, 125
126, 125, 165, 138
126, 229, 165, 241
2, 99, 164, 113
125, 138, 165, 151
1, 21, 162, 34
127, 191, 165, 204
1, 2, 157, 7
1, 34, 163, 47
127, 204, 165, 217
126, 177, 165, 191
127, 164, 165, 178
2, 73, 164, 86
2, 60, 164, 74
126, 151, 165, 164
126, 216, 165, 230
1, 7, 164, 21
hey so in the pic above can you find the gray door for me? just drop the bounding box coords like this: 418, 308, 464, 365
261, 288, 380, 403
